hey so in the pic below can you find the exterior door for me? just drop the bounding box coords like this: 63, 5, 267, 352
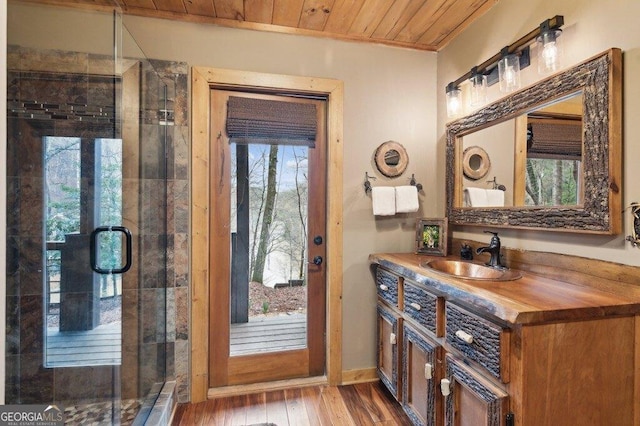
209, 89, 327, 387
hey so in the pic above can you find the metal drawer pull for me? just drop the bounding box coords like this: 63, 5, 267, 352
390, 333, 397, 345
424, 363, 433, 380
440, 378, 451, 396
379, 284, 389, 291
455, 329, 474, 344
409, 302, 422, 311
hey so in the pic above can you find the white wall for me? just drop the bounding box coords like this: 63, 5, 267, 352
7, 3, 439, 372
438, 0, 640, 266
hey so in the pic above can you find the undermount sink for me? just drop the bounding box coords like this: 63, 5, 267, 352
420, 259, 522, 281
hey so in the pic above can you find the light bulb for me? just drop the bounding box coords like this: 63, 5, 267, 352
498, 54, 521, 93
542, 42, 558, 69
468, 74, 487, 108
537, 29, 562, 74
446, 86, 462, 118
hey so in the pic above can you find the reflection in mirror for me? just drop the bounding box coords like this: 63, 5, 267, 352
385, 149, 400, 166
446, 48, 622, 234
459, 92, 584, 209
462, 122, 514, 206
462, 146, 490, 181
522, 92, 583, 206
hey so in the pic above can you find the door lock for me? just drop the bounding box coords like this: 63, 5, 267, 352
313, 235, 323, 245
312, 256, 323, 265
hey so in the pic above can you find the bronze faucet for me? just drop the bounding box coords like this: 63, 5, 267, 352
476, 231, 505, 269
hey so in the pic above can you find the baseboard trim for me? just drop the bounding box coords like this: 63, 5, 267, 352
206, 369, 379, 400
341, 368, 378, 385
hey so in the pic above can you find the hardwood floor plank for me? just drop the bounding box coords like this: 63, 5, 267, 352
199, 398, 227, 425
172, 383, 411, 426
300, 385, 332, 426
353, 381, 395, 422
338, 385, 376, 425
320, 386, 356, 426
227, 394, 246, 425
176, 398, 205, 426
284, 388, 311, 426
372, 382, 413, 426
244, 392, 267, 424
265, 389, 290, 425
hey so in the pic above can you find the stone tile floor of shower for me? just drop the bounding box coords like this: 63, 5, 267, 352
64, 398, 141, 425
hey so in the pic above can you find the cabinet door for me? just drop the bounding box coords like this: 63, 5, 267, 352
403, 323, 442, 426
442, 355, 509, 426
377, 304, 401, 399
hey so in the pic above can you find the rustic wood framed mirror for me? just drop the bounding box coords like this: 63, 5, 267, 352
375, 141, 409, 177
446, 48, 622, 234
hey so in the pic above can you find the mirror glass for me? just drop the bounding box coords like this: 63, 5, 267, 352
446, 49, 622, 234
459, 91, 583, 208
385, 149, 400, 166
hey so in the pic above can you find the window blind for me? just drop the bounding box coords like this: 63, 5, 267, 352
226, 96, 317, 147
527, 119, 582, 160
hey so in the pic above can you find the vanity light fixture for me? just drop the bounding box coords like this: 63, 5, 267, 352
446, 82, 462, 118
445, 15, 564, 116
498, 48, 522, 93
468, 66, 487, 107
537, 18, 563, 74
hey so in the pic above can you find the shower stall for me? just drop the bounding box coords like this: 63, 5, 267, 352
5, 2, 185, 424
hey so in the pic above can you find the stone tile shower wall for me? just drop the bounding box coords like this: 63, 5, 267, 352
5, 46, 190, 406
141, 58, 190, 403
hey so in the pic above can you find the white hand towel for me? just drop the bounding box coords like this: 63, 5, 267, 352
372, 186, 396, 216
486, 189, 505, 207
464, 187, 489, 207
395, 185, 419, 213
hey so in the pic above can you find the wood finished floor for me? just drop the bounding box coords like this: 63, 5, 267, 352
172, 382, 412, 425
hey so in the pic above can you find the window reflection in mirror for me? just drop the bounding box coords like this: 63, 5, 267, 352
521, 91, 583, 207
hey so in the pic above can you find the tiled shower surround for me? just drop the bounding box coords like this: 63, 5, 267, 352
5, 45, 190, 421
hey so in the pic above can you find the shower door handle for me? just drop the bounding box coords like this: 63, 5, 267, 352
90, 226, 133, 274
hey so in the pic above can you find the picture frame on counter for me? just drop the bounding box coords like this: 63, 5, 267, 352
416, 218, 448, 256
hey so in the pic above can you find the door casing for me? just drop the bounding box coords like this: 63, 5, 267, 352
190, 67, 344, 402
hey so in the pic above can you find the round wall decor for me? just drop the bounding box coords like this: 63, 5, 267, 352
374, 141, 409, 178
462, 146, 491, 180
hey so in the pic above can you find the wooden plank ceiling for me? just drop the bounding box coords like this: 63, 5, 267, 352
33, 0, 498, 51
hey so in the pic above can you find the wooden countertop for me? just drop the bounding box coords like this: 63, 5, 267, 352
369, 252, 640, 325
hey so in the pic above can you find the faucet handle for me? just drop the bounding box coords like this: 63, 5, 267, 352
484, 230, 499, 236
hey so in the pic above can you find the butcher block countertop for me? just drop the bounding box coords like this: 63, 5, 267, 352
369, 252, 640, 326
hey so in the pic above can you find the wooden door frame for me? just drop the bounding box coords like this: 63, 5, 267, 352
190, 66, 344, 402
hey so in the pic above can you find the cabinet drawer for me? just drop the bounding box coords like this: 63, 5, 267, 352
376, 267, 400, 307
403, 281, 438, 336
445, 303, 509, 382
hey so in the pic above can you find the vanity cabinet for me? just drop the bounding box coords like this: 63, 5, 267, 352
372, 252, 640, 426
376, 303, 401, 399
402, 323, 442, 426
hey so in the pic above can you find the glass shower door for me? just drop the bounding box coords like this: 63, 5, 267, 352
44, 136, 126, 368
